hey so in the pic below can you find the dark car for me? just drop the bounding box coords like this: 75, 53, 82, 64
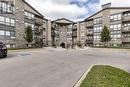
0, 42, 7, 58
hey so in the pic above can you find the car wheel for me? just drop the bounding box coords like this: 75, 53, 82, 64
3, 54, 7, 58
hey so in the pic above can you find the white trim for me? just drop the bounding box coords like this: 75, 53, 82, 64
73, 65, 95, 87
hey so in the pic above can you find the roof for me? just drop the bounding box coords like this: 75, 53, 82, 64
85, 7, 130, 21
23, 0, 44, 17
43, 18, 48, 21
53, 18, 74, 24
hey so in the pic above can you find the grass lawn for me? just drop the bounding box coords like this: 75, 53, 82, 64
80, 65, 130, 87
8, 48, 43, 53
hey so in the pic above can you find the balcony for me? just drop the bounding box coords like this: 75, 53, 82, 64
43, 23, 47, 29
122, 38, 130, 43
122, 26, 130, 33
122, 38, 130, 42
86, 22, 93, 28
122, 16, 130, 22
110, 39, 122, 43
35, 17, 43, 26
72, 32, 77, 37
73, 25, 77, 29
86, 31, 93, 36
86, 39, 93, 44
94, 21, 102, 25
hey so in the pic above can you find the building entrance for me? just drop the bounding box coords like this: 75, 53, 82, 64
60, 42, 65, 48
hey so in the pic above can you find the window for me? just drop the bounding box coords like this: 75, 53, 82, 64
81, 29, 85, 32
11, 31, 15, 37
25, 11, 34, 19
111, 34, 121, 41
94, 26, 102, 32
0, 1, 14, 13
124, 12, 130, 17
68, 25, 72, 28
67, 32, 72, 36
0, 16, 4, 24
5, 18, 10, 25
5, 31, 10, 36
110, 16, 113, 19
25, 23, 35, 30
11, 19, 15, 26
110, 24, 121, 30
94, 17, 102, 24
110, 14, 122, 21
123, 23, 130, 27
118, 14, 121, 19
0, 16, 15, 26
25, 11, 28, 16
0, 30, 4, 36
31, 24, 35, 30
94, 35, 100, 41
81, 33, 85, 37
117, 34, 121, 38
6, 44, 10, 48
123, 33, 130, 38
12, 44, 16, 48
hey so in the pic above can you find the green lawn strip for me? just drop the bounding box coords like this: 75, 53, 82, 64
8, 48, 42, 50
80, 65, 130, 87
8, 48, 43, 53
91, 46, 130, 49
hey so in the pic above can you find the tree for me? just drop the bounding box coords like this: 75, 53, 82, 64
101, 26, 111, 47
24, 26, 33, 47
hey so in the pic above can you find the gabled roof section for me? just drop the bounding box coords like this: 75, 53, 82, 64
23, 0, 43, 17
53, 18, 74, 24
85, 7, 130, 21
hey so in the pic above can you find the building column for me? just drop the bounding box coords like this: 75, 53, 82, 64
15, 0, 27, 48
46, 20, 52, 46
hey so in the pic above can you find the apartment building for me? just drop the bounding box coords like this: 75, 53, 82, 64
76, 21, 86, 46
84, 3, 130, 47
0, 0, 45, 48
42, 18, 48, 46
50, 18, 75, 48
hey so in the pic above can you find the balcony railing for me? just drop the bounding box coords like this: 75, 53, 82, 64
86, 22, 93, 28
110, 39, 122, 43
122, 26, 130, 32
35, 17, 43, 26
86, 39, 93, 43
72, 32, 77, 37
86, 31, 93, 36
122, 16, 130, 22
73, 25, 77, 29
122, 38, 130, 43
43, 23, 47, 29
94, 21, 102, 25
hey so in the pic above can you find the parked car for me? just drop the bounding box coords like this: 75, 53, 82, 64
0, 42, 7, 58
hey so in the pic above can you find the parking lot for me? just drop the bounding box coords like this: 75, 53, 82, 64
0, 48, 130, 87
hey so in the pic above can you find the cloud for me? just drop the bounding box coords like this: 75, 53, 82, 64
84, 0, 130, 20
26, 0, 130, 21
99, 0, 130, 7
88, 0, 130, 12
26, 0, 88, 21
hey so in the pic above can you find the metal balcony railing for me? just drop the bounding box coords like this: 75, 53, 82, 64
122, 38, 130, 42
122, 16, 130, 22
122, 26, 130, 32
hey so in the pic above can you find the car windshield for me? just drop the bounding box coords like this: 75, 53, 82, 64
0, 44, 4, 48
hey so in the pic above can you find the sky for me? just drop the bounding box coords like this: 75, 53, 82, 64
26, 0, 130, 21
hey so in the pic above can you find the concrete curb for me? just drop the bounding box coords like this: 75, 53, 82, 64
73, 65, 95, 87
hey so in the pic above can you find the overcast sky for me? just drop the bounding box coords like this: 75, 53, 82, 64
26, 0, 130, 21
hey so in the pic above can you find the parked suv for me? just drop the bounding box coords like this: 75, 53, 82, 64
0, 42, 7, 58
